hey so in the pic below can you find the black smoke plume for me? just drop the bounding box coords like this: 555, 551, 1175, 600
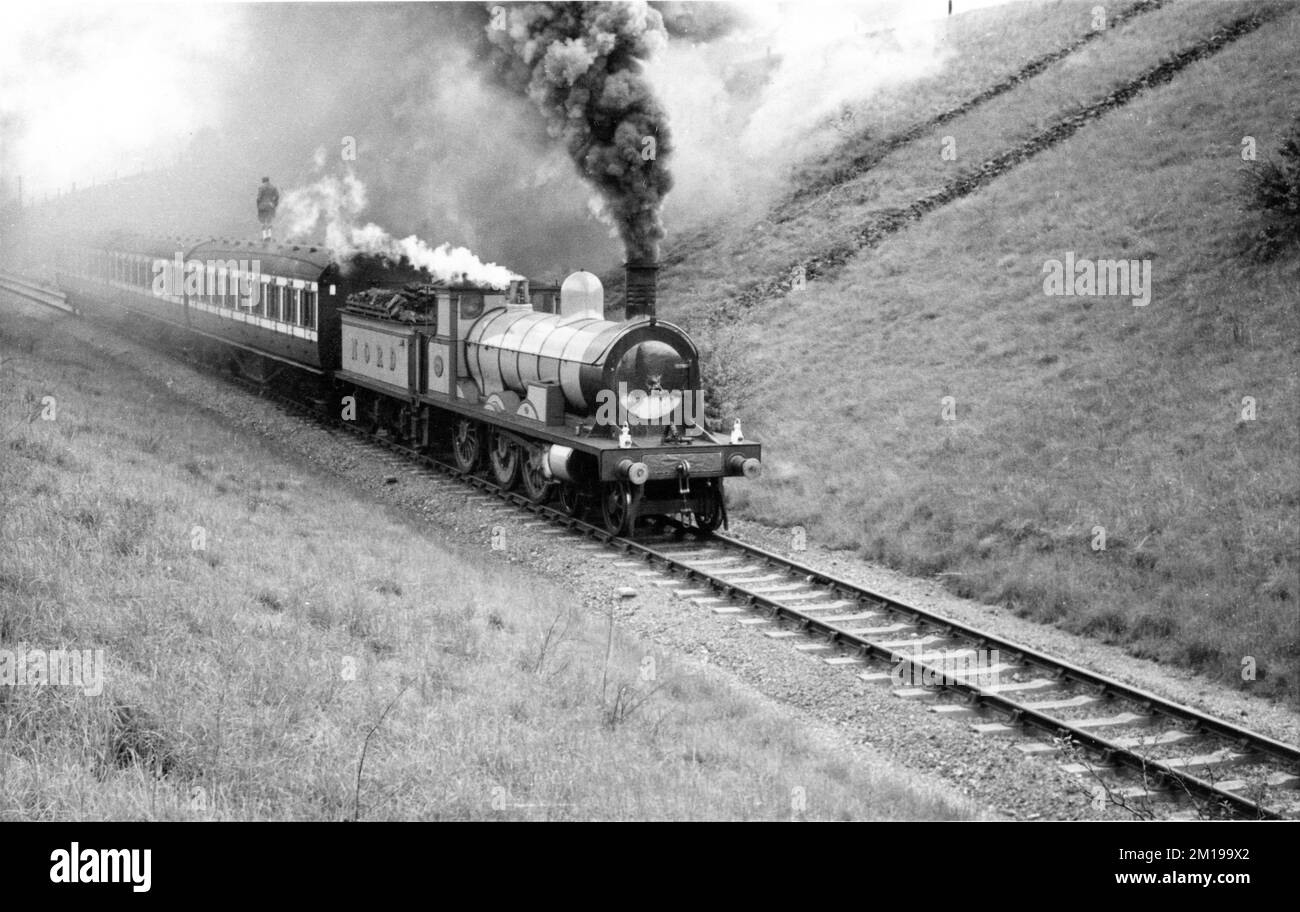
483, 2, 674, 262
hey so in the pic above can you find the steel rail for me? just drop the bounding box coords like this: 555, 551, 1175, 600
0, 272, 74, 313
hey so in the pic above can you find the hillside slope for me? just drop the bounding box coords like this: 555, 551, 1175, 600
689, 3, 1300, 700
0, 298, 976, 821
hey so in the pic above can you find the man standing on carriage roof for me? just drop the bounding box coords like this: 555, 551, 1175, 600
257, 177, 279, 242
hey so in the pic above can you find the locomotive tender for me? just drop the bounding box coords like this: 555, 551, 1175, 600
52, 233, 761, 536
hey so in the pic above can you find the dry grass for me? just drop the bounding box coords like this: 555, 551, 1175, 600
0, 304, 977, 820
685, 5, 1300, 701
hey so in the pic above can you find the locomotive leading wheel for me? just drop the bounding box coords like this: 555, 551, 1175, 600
693, 479, 725, 533
452, 419, 484, 473
601, 481, 641, 538
488, 429, 521, 490
519, 445, 552, 504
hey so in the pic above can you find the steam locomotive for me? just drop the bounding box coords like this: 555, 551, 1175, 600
51, 232, 761, 536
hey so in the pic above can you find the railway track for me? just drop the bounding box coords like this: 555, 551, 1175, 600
5, 270, 1299, 819
0, 272, 75, 313
255, 375, 1300, 820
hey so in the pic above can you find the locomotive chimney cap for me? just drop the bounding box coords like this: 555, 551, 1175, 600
624, 260, 659, 321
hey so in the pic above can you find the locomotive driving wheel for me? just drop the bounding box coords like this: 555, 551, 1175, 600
600, 481, 642, 538
452, 419, 484, 473
519, 444, 552, 504
488, 429, 521, 490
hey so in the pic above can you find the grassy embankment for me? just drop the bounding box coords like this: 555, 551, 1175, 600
660, 0, 1280, 328
0, 301, 976, 820
674, 3, 1300, 700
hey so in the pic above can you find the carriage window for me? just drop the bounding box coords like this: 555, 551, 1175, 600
287, 287, 299, 325
302, 289, 317, 329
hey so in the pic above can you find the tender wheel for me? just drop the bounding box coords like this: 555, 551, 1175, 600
519, 444, 552, 504
488, 429, 521, 489
693, 479, 725, 533
600, 481, 640, 537
558, 483, 585, 519
452, 419, 484, 473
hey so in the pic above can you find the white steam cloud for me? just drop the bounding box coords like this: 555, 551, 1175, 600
281, 165, 521, 289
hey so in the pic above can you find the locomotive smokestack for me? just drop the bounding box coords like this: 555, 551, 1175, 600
625, 262, 658, 321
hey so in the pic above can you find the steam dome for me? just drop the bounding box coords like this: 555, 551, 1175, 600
559, 271, 604, 319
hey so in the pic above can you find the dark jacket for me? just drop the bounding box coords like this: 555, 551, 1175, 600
257, 183, 280, 212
